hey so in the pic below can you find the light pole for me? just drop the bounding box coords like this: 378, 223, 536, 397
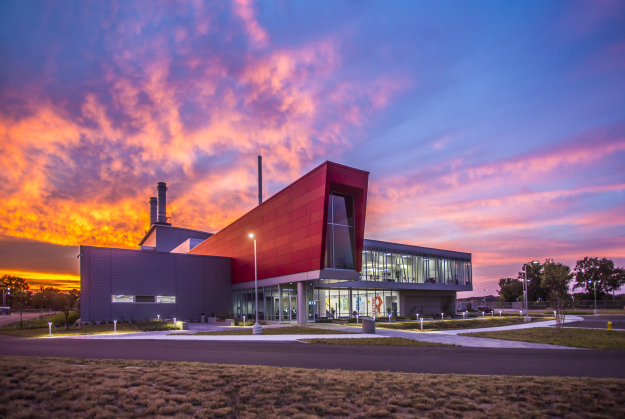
589, 280, 598, 314
524, 261, 539, 323
482, 289, 487, 305
249, 234, 262, 335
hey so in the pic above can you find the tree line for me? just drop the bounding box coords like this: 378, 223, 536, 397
1, 274, 80, 311
497, 257, 625, 303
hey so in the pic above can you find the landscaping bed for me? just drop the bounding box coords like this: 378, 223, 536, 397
2, 356, 625, 418
132, 321, 180, 332
300, 337, 454, 347
461, 327, 625, 350
180, 326, 355, 336
369, 316, 553, 331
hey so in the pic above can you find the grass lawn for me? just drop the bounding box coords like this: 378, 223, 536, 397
0, 312, 80, 330
300, 337, 454, 347
2, 356, 625, 418
180, 326, 355, 336
364, 316, 553, 332
0, 323, 139, 338
461, 327, 625, 350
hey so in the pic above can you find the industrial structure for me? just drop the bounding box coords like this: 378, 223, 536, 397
80, 160, 472, 324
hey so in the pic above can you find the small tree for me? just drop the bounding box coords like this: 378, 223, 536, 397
541, 259, 573, 331
53, 294, 74, 330
13, 290, 27, 329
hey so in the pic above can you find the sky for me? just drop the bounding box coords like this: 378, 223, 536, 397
0, 0, 624, 296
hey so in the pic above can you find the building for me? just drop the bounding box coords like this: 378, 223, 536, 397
80, 161, 472, 324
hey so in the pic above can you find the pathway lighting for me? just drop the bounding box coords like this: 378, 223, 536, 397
48, 322, 52, 337
463, 312, 467, 319
356, 314, 359, 324
441, 313, 444, 321
482, 311, 485, 317
243, 315, 246, 326
491, 311, 494, 317
524, 260, 539, 322
114, 320, 117, 333
499, 310, 502, 318
589, 280, 598, 314
157, 315, 160, 320
420, 318, 424, 331
248, 234, 262, 335
519, 311, 522, 317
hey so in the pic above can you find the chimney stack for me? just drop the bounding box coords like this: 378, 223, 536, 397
156, 182, 168, 224
149, 197, 158, 225
258, 155, 262, 205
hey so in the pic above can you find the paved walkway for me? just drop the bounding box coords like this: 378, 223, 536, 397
59, 316, 585, 349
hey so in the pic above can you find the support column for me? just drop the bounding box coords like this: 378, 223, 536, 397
297, 282, 307, 325
279, 287, 283, 323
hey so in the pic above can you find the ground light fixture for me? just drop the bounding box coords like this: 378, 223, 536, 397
157, 314, 160, 320
356, 314, 359, 324
243, 315, 245, 326
519, 311, 522, 317
48, 322, 52, 337
248, 234, 262, 335
441, 313, 444, 321
499, 310, 502, 318
113, 320, 117, 333
482, 311, 485, 317
420, 318, 424, 331
462, 312, 467, 319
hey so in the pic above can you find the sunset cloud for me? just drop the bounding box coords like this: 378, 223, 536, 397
0, 1, 624, 295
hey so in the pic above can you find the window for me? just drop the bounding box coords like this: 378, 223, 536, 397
135, 296, 155, 303
112, 295, 133, 303
325, 193, 356, 270
156, 296, 175, 303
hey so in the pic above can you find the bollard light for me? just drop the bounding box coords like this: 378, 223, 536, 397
157, 314, 160, 320
519, 310, 522, 317
491, 311, 494, 317
416, 314, 420, 321
48, 322, 52, 337
463, 311, 466, 319
243, 315, 246, 326
482, 311, 485, 317
441, 313, 444, 321
499, 310, 502, 318
420, 318, 424, 331
356, 314, 359, 324
114, 320, 117, 333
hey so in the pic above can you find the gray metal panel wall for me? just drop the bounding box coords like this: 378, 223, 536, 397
155, 227, 213, 253
80, 246, 230, 322
205, 256, 232, 316
89, 248, 113, 322
399, 290, 457, 317
79, 246, 90, 321
111, 249, 176, 296
176, 254, 205, 320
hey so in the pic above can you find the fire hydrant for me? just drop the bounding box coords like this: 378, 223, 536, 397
607, 321, 613, 331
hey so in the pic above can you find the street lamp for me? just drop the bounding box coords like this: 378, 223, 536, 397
589, 280, 598, 314
524, 261, 539, 323
249, 234, 262, 335
482, 288, 487, 305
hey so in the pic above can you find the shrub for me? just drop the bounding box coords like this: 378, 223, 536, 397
315, 319, 332, 323
132, 321, 179, 331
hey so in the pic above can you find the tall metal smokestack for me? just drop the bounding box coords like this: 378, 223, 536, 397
149, 197, 158, 225
156, 182, 168, 224
258, 155, 262, 205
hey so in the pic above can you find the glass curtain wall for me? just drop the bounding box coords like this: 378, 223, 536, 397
325, 193, 356, 270
313, 288, 399, 319
361, 247, 471, 286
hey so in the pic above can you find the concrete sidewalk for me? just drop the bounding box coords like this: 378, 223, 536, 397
56, 316, 585, 349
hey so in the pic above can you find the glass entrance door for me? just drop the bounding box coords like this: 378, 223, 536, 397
281, 293, 297, 322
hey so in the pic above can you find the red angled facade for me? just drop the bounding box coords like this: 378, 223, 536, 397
189, 162, 369, 284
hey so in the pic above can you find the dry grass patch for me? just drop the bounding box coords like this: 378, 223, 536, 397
0, 323, 139, 338
186, 326, 355, 336
461, 327, 625, 350
2, 356, 625, 418
370, 317, 553, 332
300, 337, 454, 347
